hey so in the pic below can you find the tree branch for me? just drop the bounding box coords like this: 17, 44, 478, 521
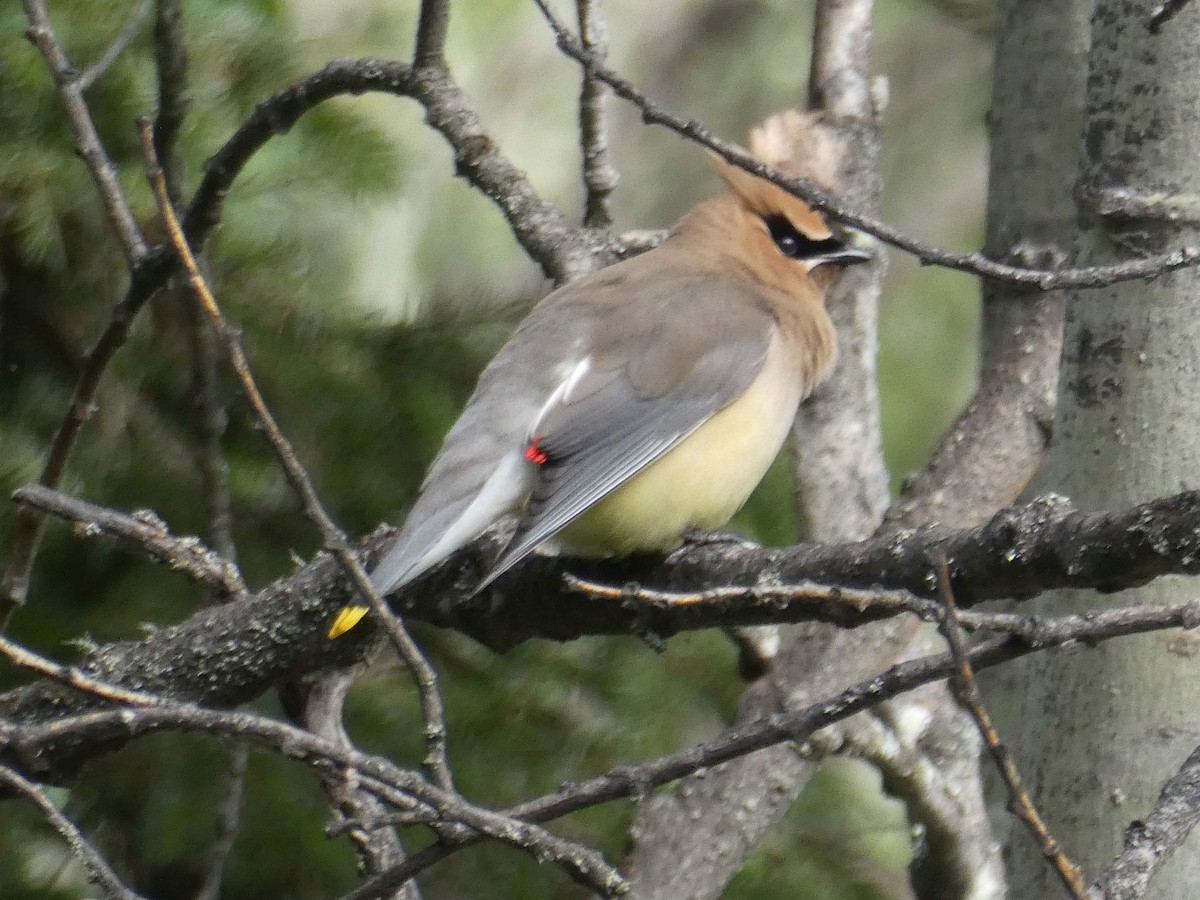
0, 764, 148, 900
7, 484, 1200, 786
336, 598, 1199, 899
77, 0, 153, 92
1090, 744, 1200, 899
140, 121, 454, 793
530, 0, 1200, 290
2, 50, 595, 620
2, 691, 626, 897
20, 0, 148, 264
12, 484, 247, 602
575, 0, 618, 229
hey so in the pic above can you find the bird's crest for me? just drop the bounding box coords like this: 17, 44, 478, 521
711, 110, 842, 240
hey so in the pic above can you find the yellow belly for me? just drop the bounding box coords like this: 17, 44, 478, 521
554, 351, 801, 555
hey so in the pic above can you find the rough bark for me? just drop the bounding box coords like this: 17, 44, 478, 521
973, 0, 1090, 873
1012, 2, 1200, 896
10, 486, 1200, 786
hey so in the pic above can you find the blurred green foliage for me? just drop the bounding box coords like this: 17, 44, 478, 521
0, 1, 988, 897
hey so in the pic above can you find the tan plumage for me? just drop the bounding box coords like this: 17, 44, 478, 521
329, 127, 868, 637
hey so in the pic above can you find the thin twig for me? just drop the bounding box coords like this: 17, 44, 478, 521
531, 0, 1200, 289
21, 0, 147, 264
934, 558, 1088, 900
575, 0, 618, 228
10, 701, 627, 897
0, 635, 620, 896
4, 579, 1200, 897
12, 484, 248, 602
285, 670, 422, 900
5, 1, 160, 624
565, 572, 946, 620
0, 632, 161, 708
194, 745, 248, 900
137, 119, 455, 793
0, 765, 149, 900
564, 571, 1068, 635
77, 0, 153, 91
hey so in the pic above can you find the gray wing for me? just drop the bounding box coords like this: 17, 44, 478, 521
479, 277, 776, 586
369, 303, 587, 595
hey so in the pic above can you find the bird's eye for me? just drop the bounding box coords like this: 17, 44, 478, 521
763, 213, 838, 261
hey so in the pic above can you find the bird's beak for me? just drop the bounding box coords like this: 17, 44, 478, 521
810, 239, 872, 269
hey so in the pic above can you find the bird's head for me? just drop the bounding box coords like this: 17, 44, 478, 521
713, 158, 870, 290
676, 111, 871, 300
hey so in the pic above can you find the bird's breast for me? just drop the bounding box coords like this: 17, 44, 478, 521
553, 340, 804, 555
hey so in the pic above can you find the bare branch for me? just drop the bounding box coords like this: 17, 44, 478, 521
1, 632, 620, 896
934, 560, 1088, 899
530, 0, 1200, 290
12, 483, 1200, 655
20, 0, 147, 264
0, 631, 164, 710
12, 483, 247, 602
6, 486, 1200, 787
413, 0, 449, 68
0, 764, 149, 900
193, 745, 248, 900
343, 596, 1200, 899
138, 121, 455, 792
77, 0, 153, 91
370, 490, 1200, 646
7, 699, 626, 897
576, 0, 618, 228
1090, 745, 1200, 899
1094, 748, 1200, 900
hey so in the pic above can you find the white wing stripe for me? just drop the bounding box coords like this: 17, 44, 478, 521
529, 357, 591, 440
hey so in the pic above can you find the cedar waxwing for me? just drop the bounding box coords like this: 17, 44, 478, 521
329, 118, 869, 638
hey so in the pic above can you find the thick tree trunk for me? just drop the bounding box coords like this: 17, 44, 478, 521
976, 0, 1090, 865
1012, 2, 1200, 895
980, 0, 1091, 368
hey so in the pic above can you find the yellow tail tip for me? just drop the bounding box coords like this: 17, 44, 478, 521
327, 605, 369, 639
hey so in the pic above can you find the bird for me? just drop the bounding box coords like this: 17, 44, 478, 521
328, 133, 869, 639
